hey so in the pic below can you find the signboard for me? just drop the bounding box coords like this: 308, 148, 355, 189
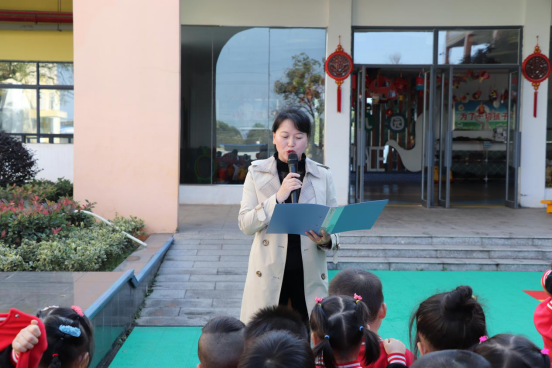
454, 101, 509, 130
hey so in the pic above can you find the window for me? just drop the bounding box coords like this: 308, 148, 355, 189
0, 61, 74, 143
353, 31, 434, 65
547, 28, 552, 188
181, 26, 326, 185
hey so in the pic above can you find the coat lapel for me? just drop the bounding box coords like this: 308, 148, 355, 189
252, 157, 280, 200
299, 159, 321, 204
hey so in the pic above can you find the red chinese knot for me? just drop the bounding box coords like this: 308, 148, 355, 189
522, 40, 551, 117
325, 42, 353, 113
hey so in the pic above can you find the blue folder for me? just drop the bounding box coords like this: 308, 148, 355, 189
266, 200, 388, 235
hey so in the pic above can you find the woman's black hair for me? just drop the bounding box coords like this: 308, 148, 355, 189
471, 334, 551, 368
238, 330, 315, 368
411, 350, 491, 368
36, 307, 94, 368
409, 285, 487, 356
310, 295, 380, 368
329, 269, 384, 323
272, 108, 311, 136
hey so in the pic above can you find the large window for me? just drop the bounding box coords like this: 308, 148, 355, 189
0, 61, 74, 143
181, 26, 326, 185
547, 28, 552, 188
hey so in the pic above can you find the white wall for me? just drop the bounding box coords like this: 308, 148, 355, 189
352, 0, 524, 27
25, 144, 74, 182
181, 0, 328, 27
519, 0, 551, 207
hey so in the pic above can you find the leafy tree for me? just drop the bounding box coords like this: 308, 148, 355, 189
216, 120, 244, 145
0, 131, 40, 187
245, 123, 271, 145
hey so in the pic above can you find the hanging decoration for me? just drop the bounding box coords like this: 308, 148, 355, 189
472, 89, 482, 100
368, 76, 398, 101
395, 71, 407, 92
415, 73, 425, 96
522, 37, 551, 117
478, 71, 490, 83
325, 37, 353, 113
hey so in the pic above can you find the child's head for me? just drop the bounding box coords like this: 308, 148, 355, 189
244, 305, 308, 346
36, 306, 94, 368
329, 269, 386, 331
198, 316, 245, 368
471, 334, 551, 368
409, 285, 487, 355
238, 330, 315, 368
310, 295, 381, 368
410, 350, 491, 368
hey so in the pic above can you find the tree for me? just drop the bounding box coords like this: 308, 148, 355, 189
273, 53, 325, 120
215, 120, 244, 145
0, 131, 40, 187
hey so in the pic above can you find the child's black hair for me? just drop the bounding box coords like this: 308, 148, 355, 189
244, 305, 308, 345
471, 333, 551, 368
238, 330, 315, 368
310, 295, 380, 368
409, 285, 487, 355
410, 350, 491, 368
198, 316, 245, 368
329, 269, 383, 323
36, 307, 94, 368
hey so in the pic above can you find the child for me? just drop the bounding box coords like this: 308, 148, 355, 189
535, 269, 552, 354
238, 330, 315, 368
329, 269, 415, 367
198, 316, 245, 368
0, 305, 94, 368
311, 295, 408, 368
244, 305, 308, 346
471, 334, 551, 368
410, 350, 491, 368
409, 285, 487, 356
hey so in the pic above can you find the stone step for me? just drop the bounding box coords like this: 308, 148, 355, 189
329, 257, 549, 272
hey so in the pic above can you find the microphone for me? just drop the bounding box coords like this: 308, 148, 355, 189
287, 153, 299, 203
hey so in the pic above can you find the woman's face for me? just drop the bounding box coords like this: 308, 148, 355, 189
273, 119, 308, 163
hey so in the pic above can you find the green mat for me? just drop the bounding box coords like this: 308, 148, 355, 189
110, 271, 545, 368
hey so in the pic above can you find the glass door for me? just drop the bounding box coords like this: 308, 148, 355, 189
421, 69, 434, 208
437, 67, 453, 207
354, 67, 367, 202
506, 68, 521, 208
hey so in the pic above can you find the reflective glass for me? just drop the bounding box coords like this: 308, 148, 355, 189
270, 28, 326, 163
39, 90, 74, 135
39, 63, 74, 85
214, 27, 269, 184
354, 31, 433, 65
0, 62, 37, 84
438, 29, 519, 64
0, 89, 37, 133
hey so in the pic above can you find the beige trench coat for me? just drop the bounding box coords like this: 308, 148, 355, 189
238, 156, 340, 324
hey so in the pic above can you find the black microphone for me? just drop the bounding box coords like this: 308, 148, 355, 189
287, 153, 299, 203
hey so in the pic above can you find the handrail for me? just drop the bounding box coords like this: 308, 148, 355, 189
81, 210, 147, 247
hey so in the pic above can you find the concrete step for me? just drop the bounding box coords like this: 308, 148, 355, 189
329, 257, 550, 272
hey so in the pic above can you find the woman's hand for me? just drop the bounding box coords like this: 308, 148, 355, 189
305, 229, 331, 247
276, 173, 302, 204
383, 338, 406, 355
12, 320, 41, 353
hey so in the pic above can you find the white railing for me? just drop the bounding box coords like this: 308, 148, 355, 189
81, 210, 147, 247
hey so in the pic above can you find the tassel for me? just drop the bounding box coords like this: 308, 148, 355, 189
337, 83, 342, 113
534, 90, 538, 118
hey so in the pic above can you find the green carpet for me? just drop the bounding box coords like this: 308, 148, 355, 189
110, 271, 545, 368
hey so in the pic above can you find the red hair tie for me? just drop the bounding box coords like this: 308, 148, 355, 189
71, 305, 84, 317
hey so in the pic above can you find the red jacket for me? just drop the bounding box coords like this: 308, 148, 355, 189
535, 270, 552, 356
0, 309, 48, 368
359, 340, 415, 368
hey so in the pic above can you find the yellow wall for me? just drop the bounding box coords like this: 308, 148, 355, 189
0, 0, 73, 61
0, 30, 73, 61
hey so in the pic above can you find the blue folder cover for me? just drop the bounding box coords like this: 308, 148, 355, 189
266, 200, 388, 235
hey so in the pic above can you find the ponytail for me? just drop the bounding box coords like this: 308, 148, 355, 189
353, 294, 380, 365
311, 301, 337, 368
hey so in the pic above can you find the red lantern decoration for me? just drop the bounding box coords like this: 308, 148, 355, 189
395, 72, 407, 92
522, 38, 551, 117
368, 76, 398, 101
325, 38, 353, 113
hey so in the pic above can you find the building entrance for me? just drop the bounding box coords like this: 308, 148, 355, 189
350, 66, 521, 208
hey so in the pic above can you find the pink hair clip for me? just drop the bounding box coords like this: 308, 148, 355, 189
315, 297, 324, 305
479, 336, 488, 343
354, 293, 363, 303
71, 305, 84, 317
542, 349, 549, 355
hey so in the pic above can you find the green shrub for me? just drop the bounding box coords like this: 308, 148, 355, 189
112, 215, 146, 237
0, 178, 73, 203
0, 245, 28, 271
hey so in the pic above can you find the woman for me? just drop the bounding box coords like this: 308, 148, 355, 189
238, 108, 340, 325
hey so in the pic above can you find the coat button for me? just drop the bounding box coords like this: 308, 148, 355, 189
256, 271, 262, 277
321, 273, 326, 280
262, 239, 269, 246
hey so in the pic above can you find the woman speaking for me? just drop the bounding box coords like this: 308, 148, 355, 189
238, 108, 340, 325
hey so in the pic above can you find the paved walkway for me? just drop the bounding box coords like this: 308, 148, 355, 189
136, 205, 552, 326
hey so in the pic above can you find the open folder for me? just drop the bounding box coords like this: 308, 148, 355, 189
266, 200, 388, 235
